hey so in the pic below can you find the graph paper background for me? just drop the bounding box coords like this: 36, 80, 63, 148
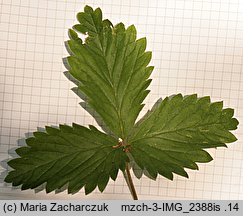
0, 0, 243, 200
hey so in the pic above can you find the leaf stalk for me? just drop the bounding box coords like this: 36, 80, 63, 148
123, 162, 138, 200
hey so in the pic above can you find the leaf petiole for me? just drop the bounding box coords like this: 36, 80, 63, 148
123, 162, 138, 200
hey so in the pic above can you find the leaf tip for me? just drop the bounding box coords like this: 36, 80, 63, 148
84, 5, 94, 14
127, 24, 137, 34
68, 29, 79, 40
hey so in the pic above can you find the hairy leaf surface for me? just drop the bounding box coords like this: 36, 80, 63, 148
65, 5, 153, 139
5, 124, 128, 194
128, 94, 239, 180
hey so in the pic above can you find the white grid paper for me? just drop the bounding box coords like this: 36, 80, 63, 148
0, 0, 243, 200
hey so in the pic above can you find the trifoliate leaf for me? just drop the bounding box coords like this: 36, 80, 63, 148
4, 5, 239, 199
5, 123, 128, 194
65, 6, 153, 139
128, 94, 239, 180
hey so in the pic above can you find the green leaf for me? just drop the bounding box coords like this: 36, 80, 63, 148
65, 6, 153, 139
4, 5, 239, 199
5, 123, 128, 194
128, 94, 239, 180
